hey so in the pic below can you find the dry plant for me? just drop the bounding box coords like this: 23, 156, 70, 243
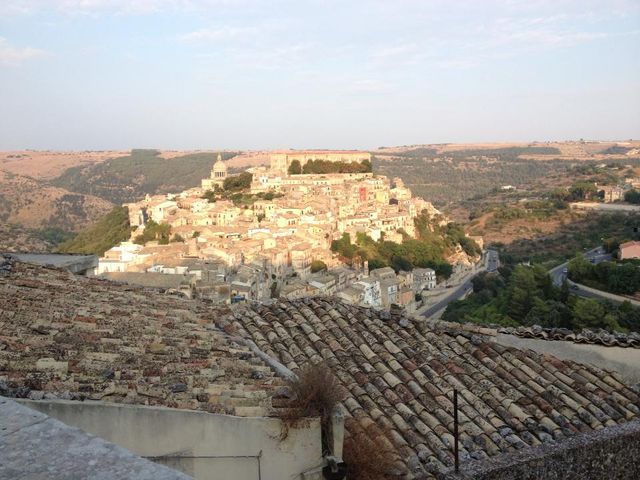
279, 362, 346, 445
343, 421, 399, 480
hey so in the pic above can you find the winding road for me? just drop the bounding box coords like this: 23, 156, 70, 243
420, 250, 499, 318
419, 246, 636, 320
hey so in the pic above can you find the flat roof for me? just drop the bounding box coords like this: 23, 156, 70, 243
0, 397, 191, 480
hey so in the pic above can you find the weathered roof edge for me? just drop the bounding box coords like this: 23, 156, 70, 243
441, 419, 640, 479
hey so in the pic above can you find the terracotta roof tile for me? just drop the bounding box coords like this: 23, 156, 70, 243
0, 261, 284, 416
226, 298, 640, 478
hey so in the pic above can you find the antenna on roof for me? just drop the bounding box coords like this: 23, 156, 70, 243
454, 388, 460, 473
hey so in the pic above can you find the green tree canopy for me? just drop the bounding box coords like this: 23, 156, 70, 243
288, 159, 302, 175
310, 260, 327, 273
223, 172, 253, 191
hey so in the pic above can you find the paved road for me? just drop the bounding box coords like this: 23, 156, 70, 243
485, 249, 500, 272
420, 280, 474, 318
420, 250, 499, 318
570, 202, 640, 212
546, 248, 640, 306
549, 247, 611, 287
420, 246, 627, 320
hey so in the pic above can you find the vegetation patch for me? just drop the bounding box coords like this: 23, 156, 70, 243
498, 212, 640, 267
134, 220, 171, 245
53, 149, 238, 204
287, 158, 371, 175
443, 264, 640, 332
343, 420, 399, 480
57, 206, 132, 255
568, 254, 640, 296
331, 211, 480, 278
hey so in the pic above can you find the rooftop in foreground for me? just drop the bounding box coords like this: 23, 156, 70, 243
0, 257, 284, 417
0, 396, 191, 480
2, 257, 640, 478
224, 298, 640, 478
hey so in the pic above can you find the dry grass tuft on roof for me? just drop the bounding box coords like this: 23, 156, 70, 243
286, 362, 346, 424
281, 362, 346, 447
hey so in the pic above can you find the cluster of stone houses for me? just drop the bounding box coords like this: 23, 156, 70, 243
281, 264, 437, 311
96, 152, 445, 307
97, 240, 438, 308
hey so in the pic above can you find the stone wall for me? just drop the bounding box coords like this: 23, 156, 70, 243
20, 399, 325, 480
442, 420, 640, 480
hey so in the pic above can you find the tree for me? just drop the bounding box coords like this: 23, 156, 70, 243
625, 189, 640, 204
223, 172, 253, 191
134, 220, 171, 245
572, 298, 606, 329
171, 233, 185, 243
201, 190, 216, 203
391, 255, 413, 272
331, 233, 357, 259
288, 159, 302, 175
367, 258, 387, 271
192, 231, 200, 238
567, 254, 593, 283
310, 260, 327, 273
569, 181, 597, 201
506, 266, 538, 320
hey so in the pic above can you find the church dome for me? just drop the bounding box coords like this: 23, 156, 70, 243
213, 153, 227, 173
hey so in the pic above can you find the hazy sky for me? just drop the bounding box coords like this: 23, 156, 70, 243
1, 0, 639, 150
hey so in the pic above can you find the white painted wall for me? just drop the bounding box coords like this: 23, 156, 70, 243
20, 400, 324, 480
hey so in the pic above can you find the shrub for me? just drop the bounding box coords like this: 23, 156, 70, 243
281, 363, 346, 449
288, 159, 302, 175
310, 260, 327, 273
286, 363, 345, 423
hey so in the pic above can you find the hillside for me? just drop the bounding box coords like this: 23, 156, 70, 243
0, 150, 128, 180
0, 224, 59, 252
0, 170, 112, 238
373, 141, 640, 207
57, 206, 132, 255
52, 149, 239, 204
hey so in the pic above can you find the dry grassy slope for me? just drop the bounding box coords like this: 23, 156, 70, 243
376, 140, 640, 161
468, 209, 579, 245
0, 149, 270, 181
0, 151, 129, 180
0, 171, 112, 231
0, 224, 52, 252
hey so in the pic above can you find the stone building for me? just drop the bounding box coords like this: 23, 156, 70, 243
269, 150, 371, 175
201, 154, 227, 190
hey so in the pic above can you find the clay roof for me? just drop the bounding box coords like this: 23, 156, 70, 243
620, 240, 640, 249
0, 259, 284, 417
223, 298, 640, 478
499, 326, 640, 348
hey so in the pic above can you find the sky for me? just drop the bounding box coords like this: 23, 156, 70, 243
0, 0, 639, 150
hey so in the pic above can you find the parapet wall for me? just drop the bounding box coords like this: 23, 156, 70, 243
20, 399, 324, 480
442, 420, 640, 480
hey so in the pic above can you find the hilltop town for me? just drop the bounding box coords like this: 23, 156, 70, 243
95, 151, 478, 311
